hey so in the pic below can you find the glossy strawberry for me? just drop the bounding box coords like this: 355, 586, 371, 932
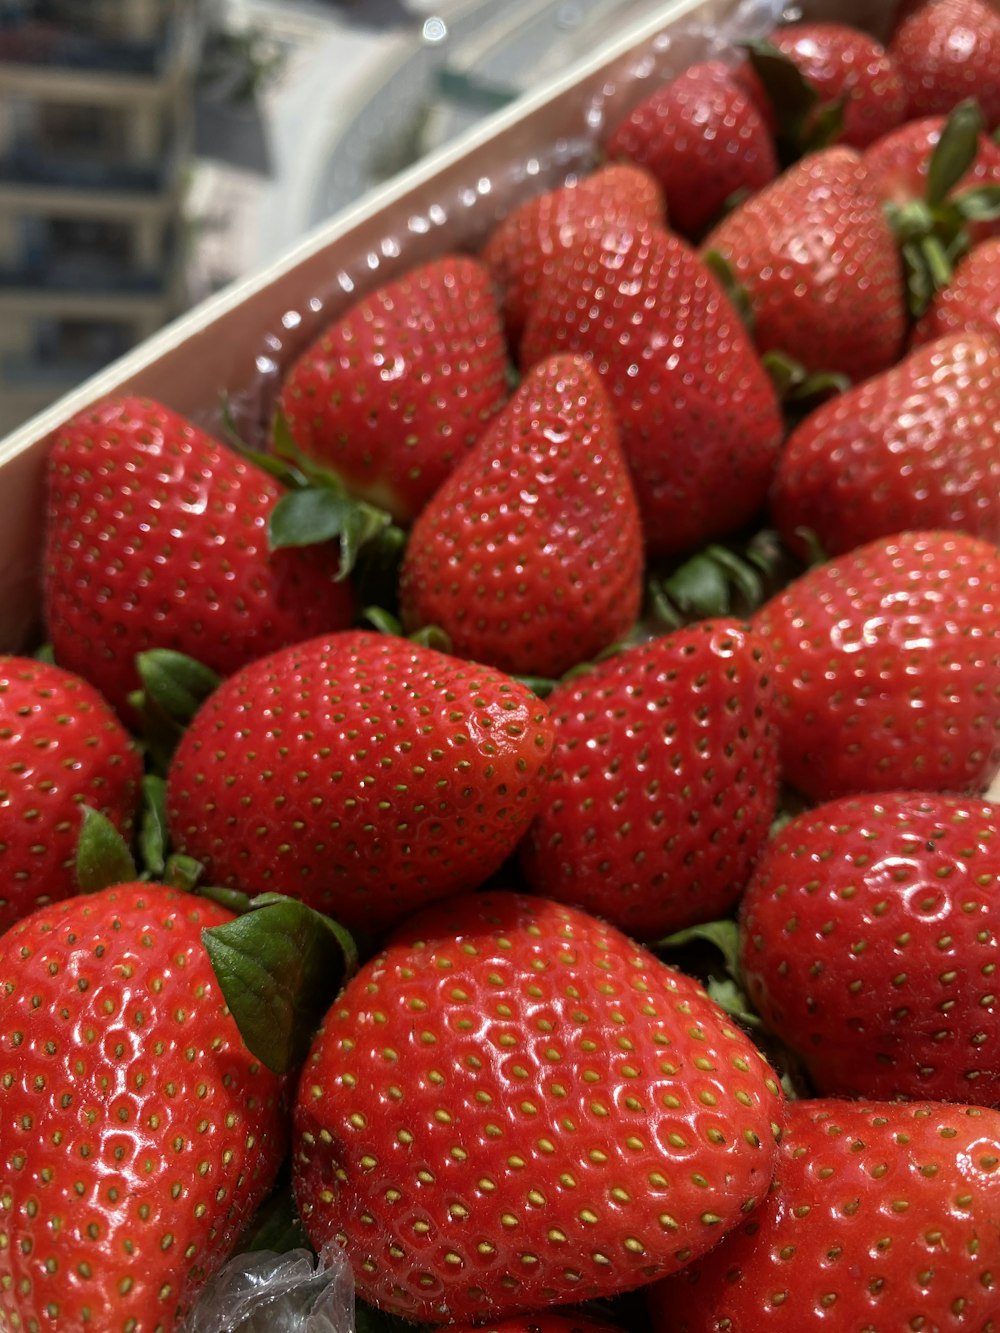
740, 791, 1000, 1104
649, 1099, 1000, 1331
701, 146, 906, 383
603, 60, 778, 238
739, 22, 907, 150
520, 221, 783, 557
278, 255, 509, 523
167, 630, 555, 932
770, 332, 1000, 558
481, 162, 665, 346
398, 355, 644, 679
292, 890, 785, 1324
751, 530, 1000, 801
912, 237, 1000, 345
520, 621, 779, 941
0, 655, 141, 933
889, 0, 1000, 129
44, 395, 356, 719
0, 882, 286, 1331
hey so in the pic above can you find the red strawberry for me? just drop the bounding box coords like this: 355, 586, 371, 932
0, 882, 286, 1331
44, 395, 356, 719
648, 1098, 1000, 1331
481, 162, 665, 346
520, 621, 779, 941
912, 237, 1000, 345
863, 113, 1000, 248
398, 354, 644, 679
740, 791, 1000, 1104
889, 0, 1000, 129
751, 530, 1000, 802
770, 332, 1000, 558
0, 655, 141, 933
701, 147, 907, 383
278, 255, 510, 523
739, 22, 907, 151
292, 890, 785, 1324
520, 221, 783, 557
167, 630, 555, 932
603, 60, 778, 238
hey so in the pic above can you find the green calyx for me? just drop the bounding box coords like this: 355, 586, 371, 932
743, 39, 845, 163
647, 530, 798, 631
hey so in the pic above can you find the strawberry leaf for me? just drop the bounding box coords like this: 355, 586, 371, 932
202, 895, 359, 1074
76, 805, 137, 894
138, 775, 168, 878
132, 650, 222, 774
655, 918, 742, 977
744, 38, 819, 154
702, 249, 755, 332
926, 99, 983, 208
952, 184, 1000, 221
164, 852, 204, 892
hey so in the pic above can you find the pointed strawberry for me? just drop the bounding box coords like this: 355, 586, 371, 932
166, 630, 555, 932
751, 530, 1000, 801
0, 655, 142, 933
292, 889, 785, 1324
481, 162, 665, 347
701, 147, 907, 383
398, 354, 644, 679
278, 255, 510, 524
740, 791, 1000, 1104
603, 60, 778, 238
0, 883, 287, 1331
520, 221, 783, 557
770, 331, 1000, 558
520, 620, 779, 941
649, 1098, 1000, 1332
44, 395, 357, 719
912, 236, 1000, 345
889, 0, 1000, 130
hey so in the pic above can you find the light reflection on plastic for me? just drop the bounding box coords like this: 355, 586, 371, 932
337, 272, 354, 293
408, 214, 430, 233
256, 356, 278, 376
422, 16, 447, 44
282, 310, 301, 329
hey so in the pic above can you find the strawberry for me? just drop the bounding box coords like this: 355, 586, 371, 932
166, 630, 555, 932
738, 22, 907, 151
0, 882, 287, 1331
648, 1098, 1000, 1331
770, 332, 1000, 558
398, 354, 644, 680
0, 655, 142, 933
519, 221, 784, 557
278, 255, 510, 524
481, 162, 665, 347
603, 60, 778, 238
701, 146, 907, 383
447, 1316, 621, 1333
740, 791, 1000, 1104
44, 395, 356, 720
912, 237, 1000, 346
889, 0, 1000, 130
520, 621, 779, 942
292, 889, 785, 1324
750, 530, 1000, 802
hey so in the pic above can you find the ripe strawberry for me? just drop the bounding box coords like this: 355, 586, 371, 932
912, 237, 1000, 345
0, 655, 141, 933
520, 621, 779, 942
481, 162, 665, 346
738, 22, 907, 151
889, 0, 1000, 129
44, 395, 356, 720
648, 1098, 1000, 1331
770, 332, 1000, 558
863, 113, 1000, 248
701, 147, 907, 383
292, 890, 785, 1324
740, 791, 1000, 1104
751, 530, 1000, 801
603, 60, 778, 238
398, 355, 643, 679
0, 882, 287, 1331
278, 255, 509, 524
167, 630, 555, 932
520, 221, 783, 557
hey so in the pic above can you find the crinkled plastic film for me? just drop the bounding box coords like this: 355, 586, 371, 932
181, 1244, 354, 1333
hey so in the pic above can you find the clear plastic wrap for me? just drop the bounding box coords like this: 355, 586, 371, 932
181, 1244, 354, 1333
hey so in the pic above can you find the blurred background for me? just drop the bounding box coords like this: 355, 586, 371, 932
0, 0, 660, 435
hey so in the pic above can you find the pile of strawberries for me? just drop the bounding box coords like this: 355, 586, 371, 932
2, 0, 1000, 1329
